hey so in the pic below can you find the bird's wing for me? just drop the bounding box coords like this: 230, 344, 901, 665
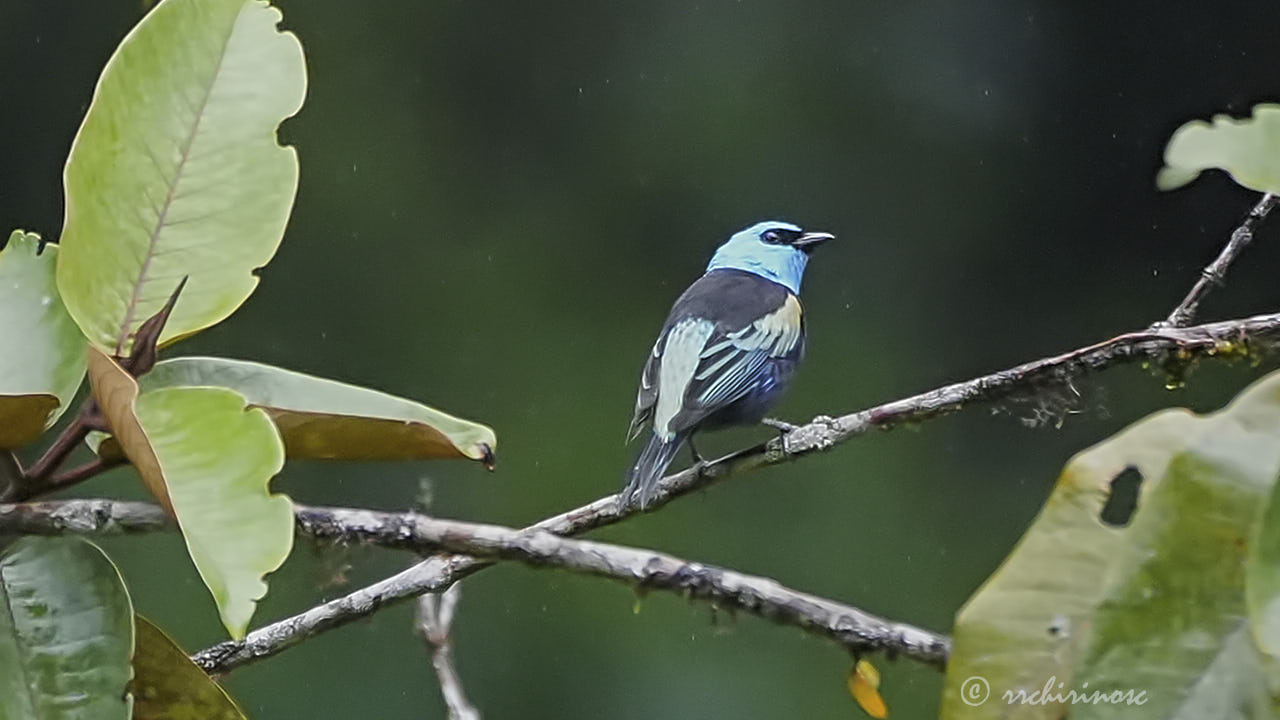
692, 293, 804, 408
627, 338, 662, 442
650, 293, 804, 440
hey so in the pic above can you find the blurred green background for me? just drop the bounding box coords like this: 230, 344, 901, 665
4, 1, 1280, 717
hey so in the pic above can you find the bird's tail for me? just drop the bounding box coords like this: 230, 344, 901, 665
623, 432, 685, 510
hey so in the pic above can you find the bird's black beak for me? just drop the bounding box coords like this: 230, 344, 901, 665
793, 231, 834, 253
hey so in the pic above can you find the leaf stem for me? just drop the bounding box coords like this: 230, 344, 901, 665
24, 404, 94, 479
47, 457, 126, 492
2, 279, 189, 503
1, 401, 99, 502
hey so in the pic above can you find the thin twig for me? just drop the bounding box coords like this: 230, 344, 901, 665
19, 404, 94, 482
416, 585, 481, 720
46, 457, 126, 491
1159, 193, 1278, 328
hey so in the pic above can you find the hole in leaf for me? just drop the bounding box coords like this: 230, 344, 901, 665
1100, 466, 1142, 528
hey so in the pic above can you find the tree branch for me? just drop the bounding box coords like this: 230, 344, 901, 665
193, 550, 478, 676
778, 311, 1280, 458
7, 309, 1280, 675
7, 194, 1277, 681
416, 585, 481, 720
420, 515, 953, 668
1, 499, 949, 671
1158, 193, 1278, 328
0, 498, 170, 535
215, 510, 951, 671
188, 310, 1280, 673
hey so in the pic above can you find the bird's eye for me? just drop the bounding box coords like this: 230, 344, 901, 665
761, 230, 781, 243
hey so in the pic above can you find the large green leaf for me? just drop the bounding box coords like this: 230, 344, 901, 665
129, 356, 498, 463
132, 615, 246, 720
0, 231, 87, 448
0, 537, 134, 720
57, 0, 306, 354
87, 348, 292, 639
1249, 477, 1280, 652
1247, 442, 1280, 686
942, 370, 1280, 719
1157, 104, 1280, 194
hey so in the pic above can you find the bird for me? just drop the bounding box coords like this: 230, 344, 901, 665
623, 220, 833, 508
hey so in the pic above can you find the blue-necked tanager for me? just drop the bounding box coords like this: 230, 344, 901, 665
623, 220, 833, 508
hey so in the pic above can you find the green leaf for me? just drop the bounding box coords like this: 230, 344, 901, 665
0, 231, 87, 448
132, 615, 247, 720
87, 347, 292, 639
942, 370, 1280, 719
129, 356, 498, 463
57, 0, 306, 354
1246, 442, 1280, 685
1157, 104, 1280, 193
0, 537, 134, 720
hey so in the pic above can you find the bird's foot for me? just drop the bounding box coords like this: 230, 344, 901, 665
762, 417, 799, 434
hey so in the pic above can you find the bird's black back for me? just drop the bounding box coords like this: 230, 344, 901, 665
667, 268, 793, 332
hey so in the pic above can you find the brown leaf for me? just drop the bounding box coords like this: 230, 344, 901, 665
132, 615, 247, 719
124, 277, 187, 375
86, 346, 174, 515
0, 395, 60, 449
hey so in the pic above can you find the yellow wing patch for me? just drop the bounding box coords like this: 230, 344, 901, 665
729, 293, 802, 357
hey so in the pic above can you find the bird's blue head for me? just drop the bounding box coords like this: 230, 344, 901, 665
705, 221, 834, 294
